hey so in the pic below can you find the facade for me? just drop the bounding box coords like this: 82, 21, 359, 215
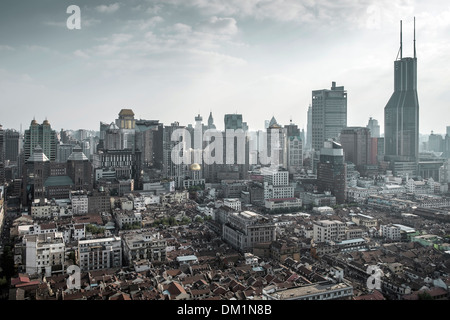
311, 82, 347, 152
78, 236, 122, 271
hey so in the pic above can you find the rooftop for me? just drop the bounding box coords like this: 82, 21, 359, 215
273, 282, 352, 300
44, 176, 74, 187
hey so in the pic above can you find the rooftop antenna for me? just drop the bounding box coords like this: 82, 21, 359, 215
396, 20, 403, 60
414, 16, 416, 59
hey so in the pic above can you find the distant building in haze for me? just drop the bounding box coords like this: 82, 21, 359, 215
366, 117, 381, 138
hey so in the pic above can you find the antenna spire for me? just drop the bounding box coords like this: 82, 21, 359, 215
396, 20, 403, 60
400, 20, 403, 59
414, 16, 416, 58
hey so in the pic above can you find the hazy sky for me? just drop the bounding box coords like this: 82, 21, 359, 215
1, 0, 449, 135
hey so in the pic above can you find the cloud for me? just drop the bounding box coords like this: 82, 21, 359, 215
95, 3, 120, 14
124, 16, 164, 31
74, 50, 90, 59
199, 16, 238, 35
0, 45, 15, 51
44, 18, 100, 28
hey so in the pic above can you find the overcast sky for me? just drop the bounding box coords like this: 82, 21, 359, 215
1, 0, 449, 135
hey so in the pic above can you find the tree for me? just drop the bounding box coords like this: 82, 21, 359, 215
418, 291, 433, 300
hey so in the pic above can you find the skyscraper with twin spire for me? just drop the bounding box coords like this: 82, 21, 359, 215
384, 18, 420, 175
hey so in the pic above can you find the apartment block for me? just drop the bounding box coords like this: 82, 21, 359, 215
78, 236, 122, 271
313, 220, 346, 243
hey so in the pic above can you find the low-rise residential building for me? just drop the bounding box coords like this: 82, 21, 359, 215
77, 236, 122, 271
264, 197, 302, 211
122, 231, 167, 265
223, 198, 242, 211
222, 211, 276, 252
24, 232, 65, 276
380, 224, 402, 241
313, 220, 346, 244
114, 210, 142, 229
160, 191, 189, 204
263, 282, 353, 300
351, 214, 378, 228
300, 192, 336, 207
70, 191, 89, 215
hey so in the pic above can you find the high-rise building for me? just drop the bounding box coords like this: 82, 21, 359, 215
22, 145, 51, 206
116, 109, 136, 130
23, 119, 57, 162
0, 125, 4, 183
57, 143, 74, 163
311, 82, 347, 152
67, 145, 93, 192
366, 117, 381, 138
224, 114, 248, 131
163, 122, 188, 188
266, 117, 287, 169
427, 131, 443, 153
207, 111, 216, 130
285, 121, 303, 173
103, 122, 121, 150
5, 129, 20, 163
135, 120, 163, 169
384, 19, 420, 175
339, 127, 372, 172
306, 105, 312, 151
317, 140, 347, 204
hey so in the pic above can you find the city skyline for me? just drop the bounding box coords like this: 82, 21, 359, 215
1, 1, 450, 134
